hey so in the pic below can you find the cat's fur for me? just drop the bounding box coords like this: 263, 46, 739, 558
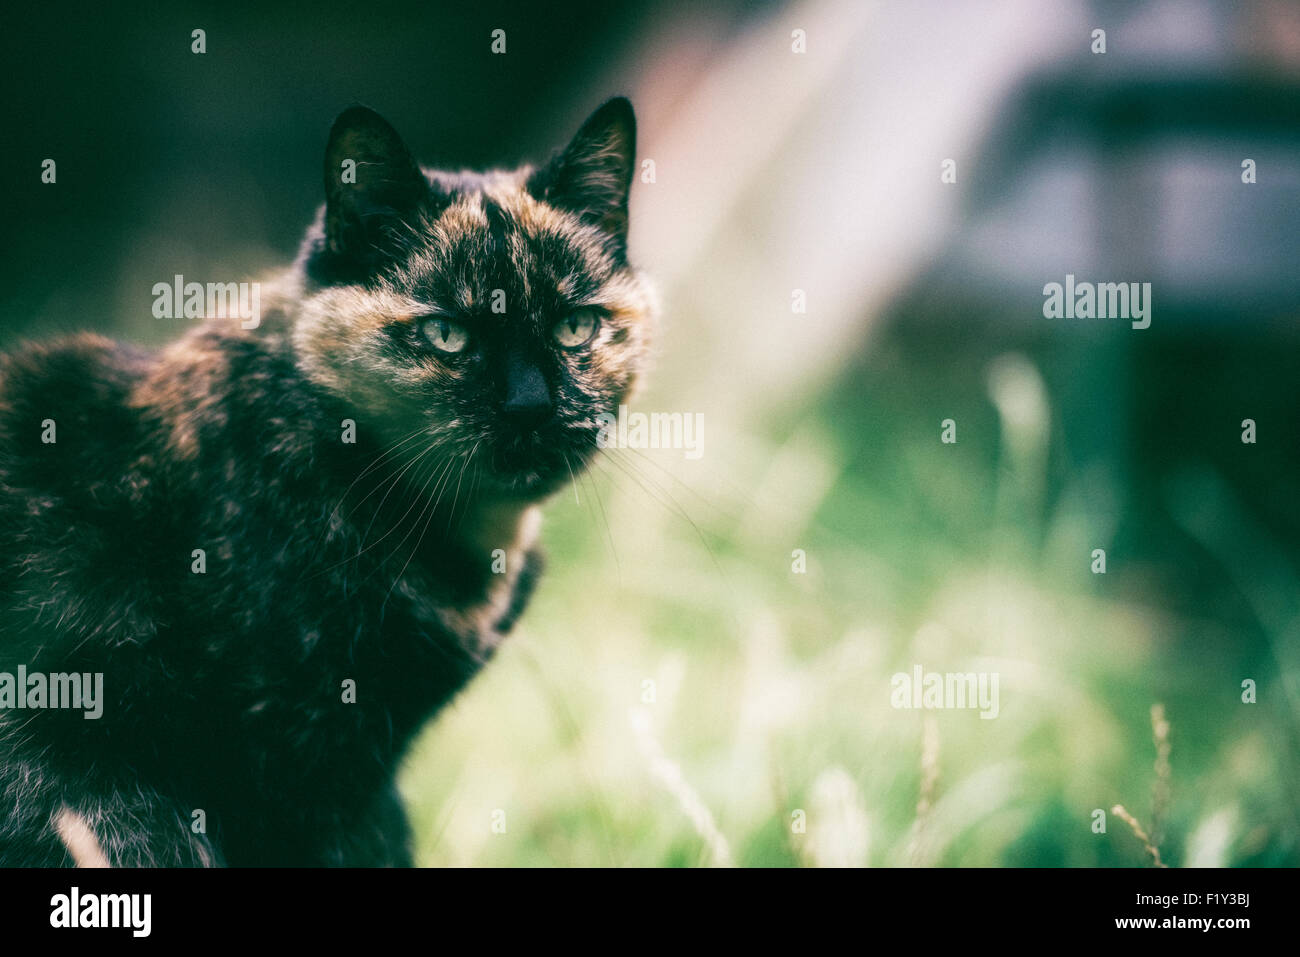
0, 99, 653, 865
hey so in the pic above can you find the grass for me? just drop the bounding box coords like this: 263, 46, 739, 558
399, 342, 1300, 867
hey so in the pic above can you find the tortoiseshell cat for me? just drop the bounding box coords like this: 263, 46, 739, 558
0, 98, 653, 865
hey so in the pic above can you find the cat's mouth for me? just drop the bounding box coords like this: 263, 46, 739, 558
480, 429, 593, 497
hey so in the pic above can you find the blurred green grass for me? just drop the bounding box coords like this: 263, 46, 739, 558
400, 341, 1300, 867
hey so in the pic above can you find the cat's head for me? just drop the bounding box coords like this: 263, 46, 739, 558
293, 99, 654, 499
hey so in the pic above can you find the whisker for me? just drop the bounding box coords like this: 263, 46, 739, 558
443, 440, 480, 533
302, 422, 432, 575
384, 443, 480, 611
328, 424, 430, 520
318, 444, 442, 576
358, 441, 439, 548
353, 451, 459, 591
562, 452, 581, 507
585, 464, 620, 583
596, 452, 729, 589
616, 445, 754, 524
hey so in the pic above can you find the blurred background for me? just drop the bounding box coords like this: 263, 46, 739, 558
3, 0, 1298, 865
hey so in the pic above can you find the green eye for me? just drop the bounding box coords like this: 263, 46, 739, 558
552, 309, 601, 349
423, 317, 469, 354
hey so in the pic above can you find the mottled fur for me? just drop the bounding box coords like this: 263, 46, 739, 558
0, 99, 652, 865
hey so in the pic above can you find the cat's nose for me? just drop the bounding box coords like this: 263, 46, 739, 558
503, 393, 552, 429
502, 357, 553, 429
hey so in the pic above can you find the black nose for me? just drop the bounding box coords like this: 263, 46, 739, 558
502, 355, 552, 429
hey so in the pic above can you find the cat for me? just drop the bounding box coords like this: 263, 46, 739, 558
0, 97, 654, 866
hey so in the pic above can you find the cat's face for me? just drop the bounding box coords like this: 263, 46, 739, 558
294, 100, 653, 498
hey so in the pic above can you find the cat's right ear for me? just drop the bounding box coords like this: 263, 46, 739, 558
322, 106, 430, 276
530, 98, 637, 254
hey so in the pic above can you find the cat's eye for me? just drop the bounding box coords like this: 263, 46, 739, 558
422, 317, 470, 354
552, 309, 601, 349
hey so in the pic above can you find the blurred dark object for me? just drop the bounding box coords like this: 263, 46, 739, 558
843, 66, 1300, 642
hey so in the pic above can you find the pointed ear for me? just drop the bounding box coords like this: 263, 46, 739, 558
322, 106, 429, 276
533, 98, 636, 248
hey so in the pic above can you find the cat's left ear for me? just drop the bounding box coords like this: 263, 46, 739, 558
322, 105, 430, 276
532, 98, 637, 249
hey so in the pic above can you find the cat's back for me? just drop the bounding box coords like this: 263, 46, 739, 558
0, 333, 159, 530
0, 334, 161, 658
0, 333, 153, 484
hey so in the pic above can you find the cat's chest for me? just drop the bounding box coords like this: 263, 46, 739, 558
304, 500, 541, 662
